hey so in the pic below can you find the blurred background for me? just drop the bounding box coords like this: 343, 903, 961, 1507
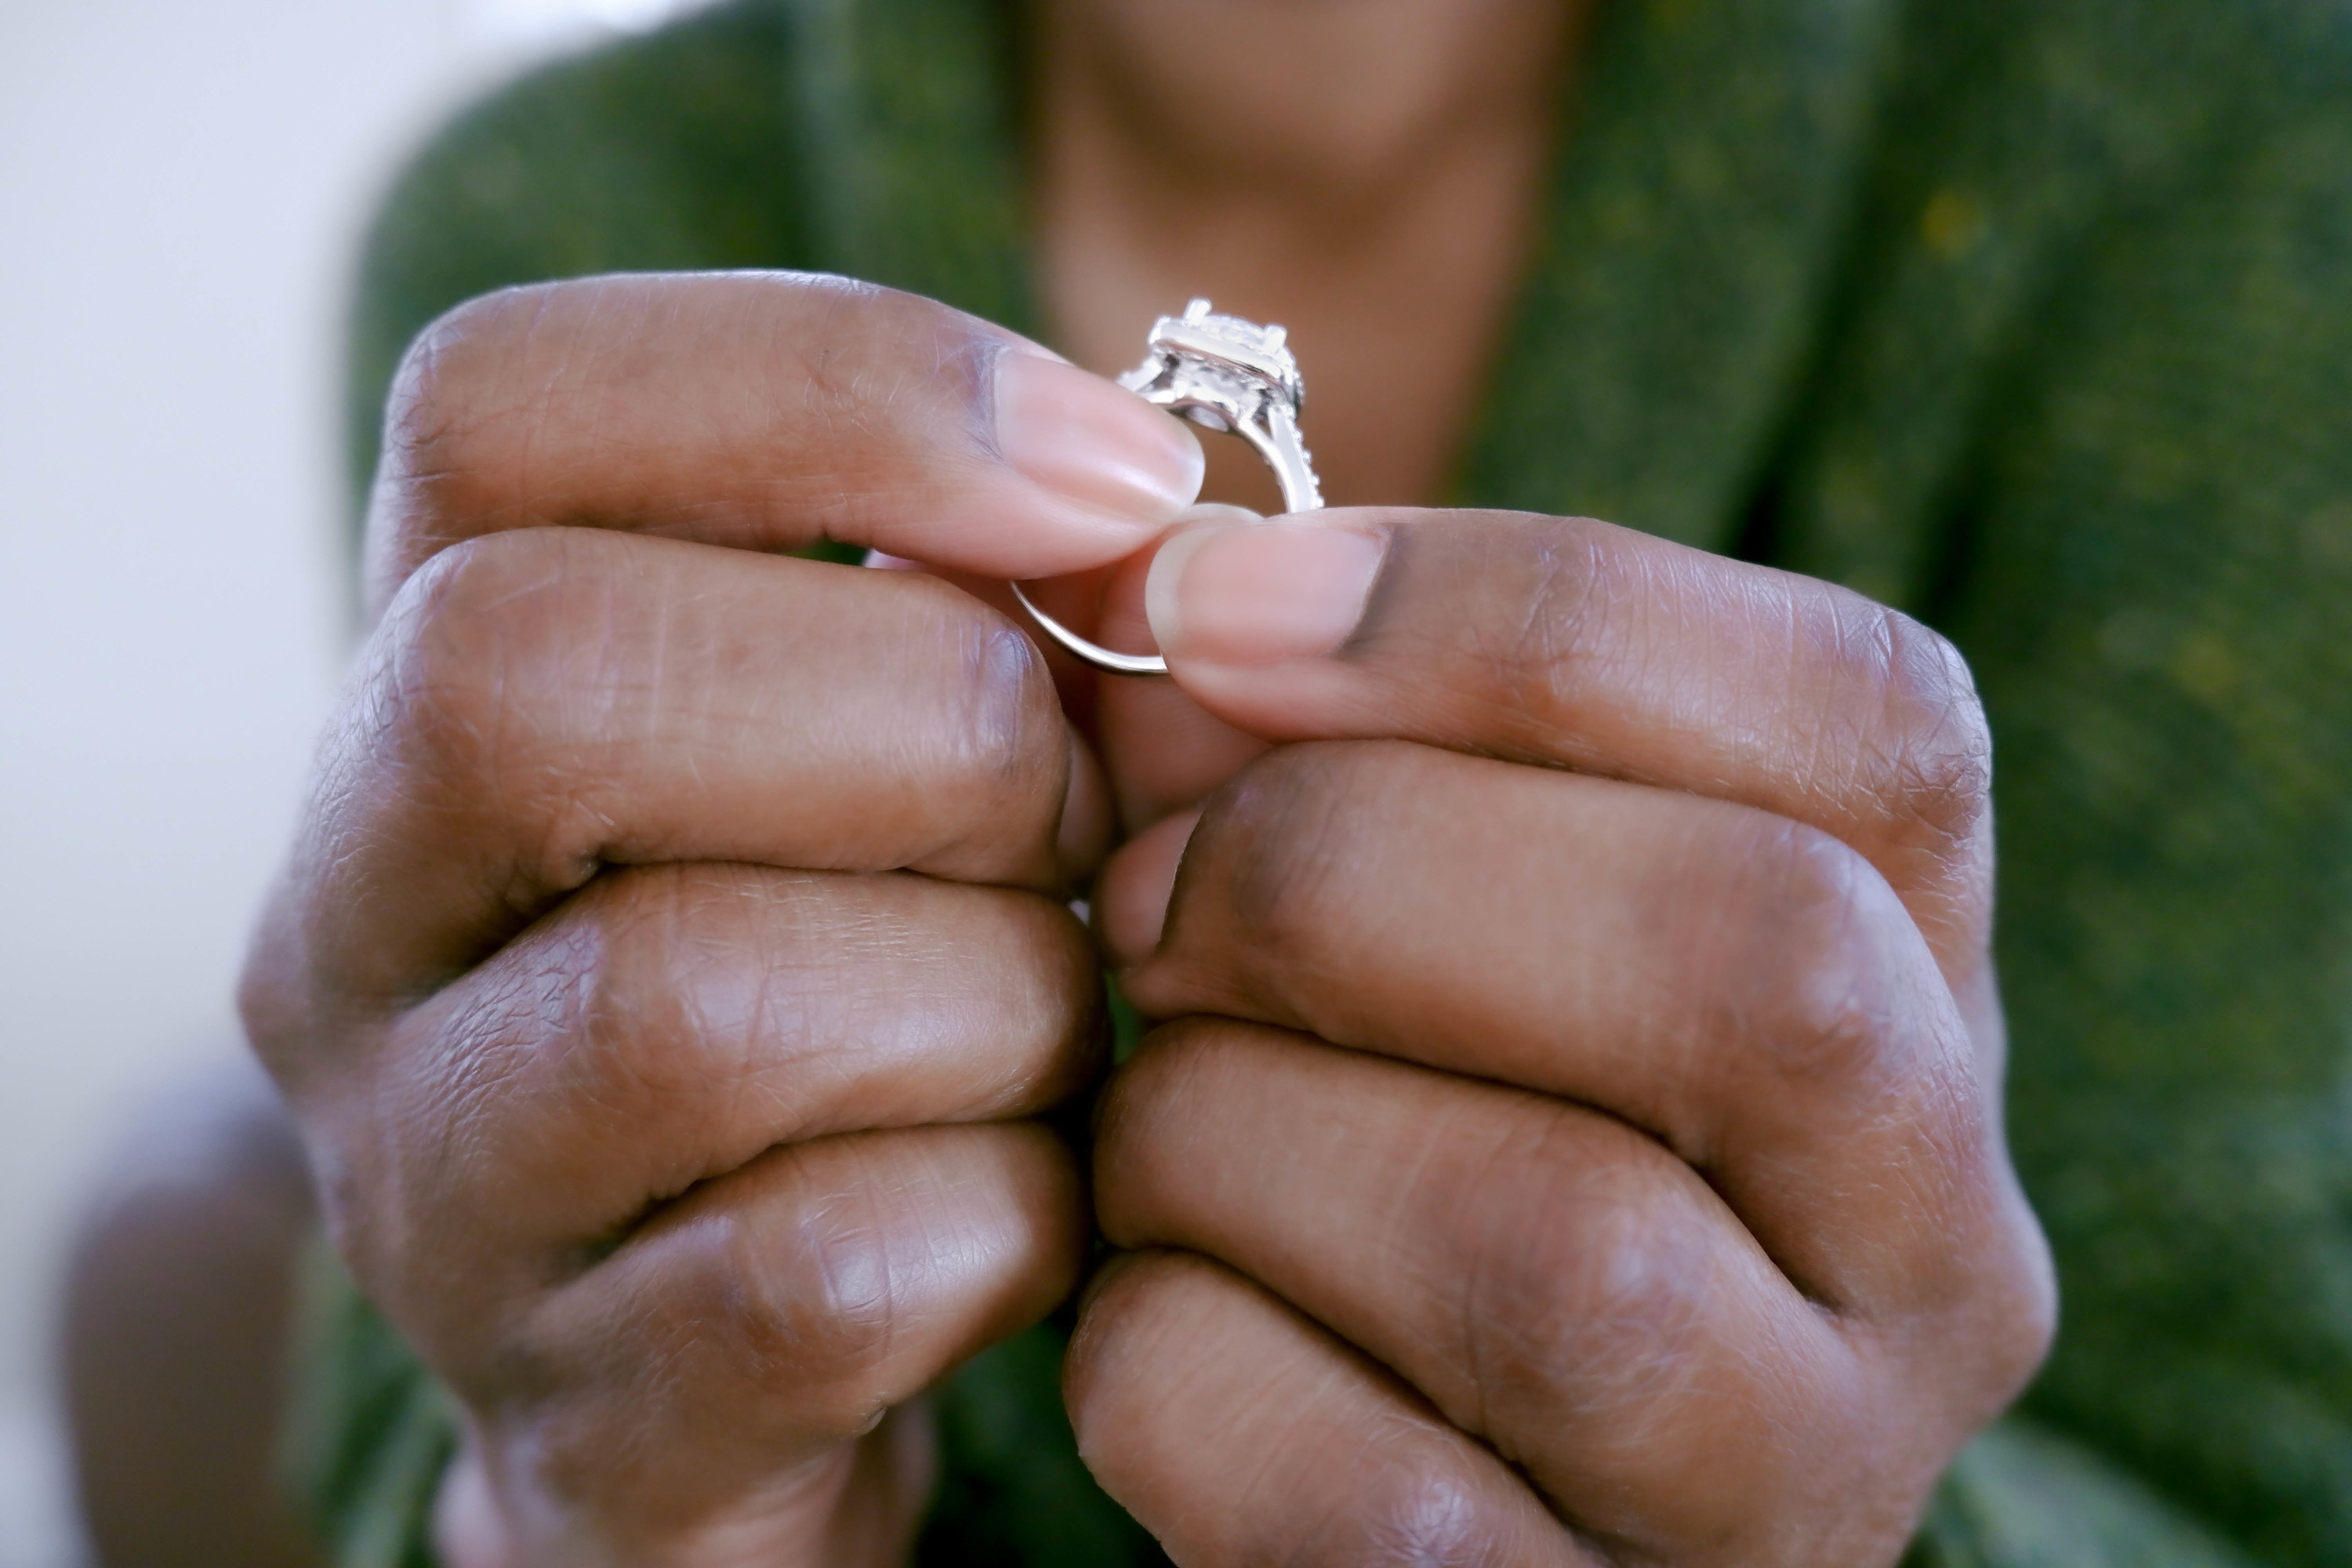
0, 2, 701, 1560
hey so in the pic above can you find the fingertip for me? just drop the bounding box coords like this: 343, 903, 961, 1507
1147, 517, 1385, 668
1056, 730, 1114, 887
1094, 808, 1200, 969
996, 349, 1205, 526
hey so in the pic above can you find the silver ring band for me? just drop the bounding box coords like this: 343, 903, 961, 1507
1011, 300, 1323, 677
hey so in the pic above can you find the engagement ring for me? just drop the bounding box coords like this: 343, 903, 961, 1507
1012, 299, 1324, 677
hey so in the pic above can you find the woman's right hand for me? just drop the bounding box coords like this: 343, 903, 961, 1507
238, 273, 1203, 1566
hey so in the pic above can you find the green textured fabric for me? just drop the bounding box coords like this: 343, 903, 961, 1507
307, 0, 2352, 1562
284, 1249, 458, 1568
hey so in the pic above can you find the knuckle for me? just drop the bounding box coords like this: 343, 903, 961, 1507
358, 529, 606, 853
722, 1188, 906, 1429
554, 873, 752, 1110
1459, 1135, 1714, 1428
1963, 1202, 2060, 1408
944, 619, 1064, 798
299, 528, 624, 991
1858, 604, 1994, 854
891, 583, 1068, 865
1091, 1018, 1234, 1229
407, 868, 804, 1226
1735, 818, 1914, 1091
1062, 1252, 1174, 1440
1312, 1463, 1495, 1568
471, 874, 723, 1131
1490, 516, 1611, 710
375, 283, 560, 528
1993, 1255, 2060, 1397
365, 529, 553, 779
1186, 741, 1389, 969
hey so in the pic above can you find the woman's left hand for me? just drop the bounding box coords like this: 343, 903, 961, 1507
1063, 507, 2056, 1566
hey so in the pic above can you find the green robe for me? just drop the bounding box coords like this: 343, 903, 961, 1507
296, 1, 2352, 1563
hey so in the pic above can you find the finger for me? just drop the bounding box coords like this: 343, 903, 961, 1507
1029, 507, 1275, 829
475, 1123, 1081, 1552
880, 514, 1274, 831
330, 864, 1100, 1330
442, 1399, 935, 1568
1094, 807, 1197, 963
1065, 1250, 1587, 1568
1142, 510, 1993, 976
251, 526, 1086, 1018
1091, 1023, 1950, 1564
365, 271, 1202, 616
1112, 741, 2033, 1316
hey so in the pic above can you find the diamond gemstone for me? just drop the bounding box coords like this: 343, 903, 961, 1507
1145, 298, 1304, 408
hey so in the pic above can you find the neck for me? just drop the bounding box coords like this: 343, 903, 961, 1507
1028, 0, 1581, 223
1028, 0, 1586, 506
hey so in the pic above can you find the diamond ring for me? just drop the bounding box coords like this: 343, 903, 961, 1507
1011, 299, 1324, 677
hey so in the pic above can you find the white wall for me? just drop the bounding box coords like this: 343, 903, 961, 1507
0, 2, 698, 1559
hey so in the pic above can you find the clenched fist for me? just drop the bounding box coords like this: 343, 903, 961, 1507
240, 272, 1203, 1565
1065, 507, 2057, 1565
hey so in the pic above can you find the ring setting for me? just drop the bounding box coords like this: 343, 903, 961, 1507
1011, 299, 1324, 677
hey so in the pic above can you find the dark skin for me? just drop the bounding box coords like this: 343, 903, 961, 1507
229, 2, 2053, 1563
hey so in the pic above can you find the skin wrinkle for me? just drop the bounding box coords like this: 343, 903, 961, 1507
516, 1209, 850, 1514
594, 892, 761, 1131
1298, 1294, 1560, 1566
1813, 601, 1994, 963
800, 1178, 902, 1404
1080, 1261, 1410, 1563
1159, 752, 1878, 1181
387, 543, 606, 938
348, 562, 522, 978
1462, 1123, 1721, 1471
1200, 1286, 1341, 1530
343, 851, 1096, 1457
565, 878, 1073, 1210
1647, 812, 1763, 1175
1330, 521, 1998, 978
1192, 746, 1403, 1017
1258, 757, 1569, 1079
1127, 740, 1985, 1329
1693, 568, 1791, 789
1880, 618, 1994, 871
376, 935, 550, 1224
717, 1161, 895, 1432
418, 919, 597, 1221
1297, 1451, 1477, 1567
786, 287, 996, 544
382, 278, 1053, 589
441, 289, 569, 543
1708, 826, 1966, 1312
1440, 1098, 1550, 1453
1105, 1026, 1831, 1561
387, 539, 1053, 981
1101, 719, 2023, 1561
1494, 518, 1610, 742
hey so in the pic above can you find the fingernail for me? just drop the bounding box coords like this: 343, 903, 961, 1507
1145, 520, 1385, 666
996, 349, 1204, 522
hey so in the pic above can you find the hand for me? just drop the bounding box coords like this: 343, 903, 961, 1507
238, 273, 1207, 1565
1064, 509, 2056, 1565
